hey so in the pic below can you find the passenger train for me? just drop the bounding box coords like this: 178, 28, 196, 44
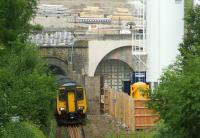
55, 75, 87, 125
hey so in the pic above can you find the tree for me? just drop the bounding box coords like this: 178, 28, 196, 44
149, 6, 200, 138
0, 0, 56, 136
180, 6, 200, 61
0, 0, 38, 45
0, 42, 56, 135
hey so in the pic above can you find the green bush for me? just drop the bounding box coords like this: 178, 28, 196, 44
48, 118, 57, 138
0, 42, 56, 135
152, 120, 183, 138
1, 122, 45, 138
149, 6, 200, 138
0, 1, 56, 137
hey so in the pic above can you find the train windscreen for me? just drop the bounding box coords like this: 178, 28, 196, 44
76, 88, 84, 100
59, 89, 65, 101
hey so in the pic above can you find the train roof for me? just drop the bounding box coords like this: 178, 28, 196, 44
62, 82, 76, 87
55, 75, 76, 86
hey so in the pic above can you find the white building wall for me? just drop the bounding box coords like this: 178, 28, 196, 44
146, 0, 184, 84
88, 40, 142, 76
194, 0, 200, 6
146, 0, 160, 83
159, 0, 184, 74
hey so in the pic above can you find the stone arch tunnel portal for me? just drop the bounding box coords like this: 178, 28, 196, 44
43, 57, 68, 76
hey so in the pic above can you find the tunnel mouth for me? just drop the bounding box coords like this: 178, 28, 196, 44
48, 65, 66, 76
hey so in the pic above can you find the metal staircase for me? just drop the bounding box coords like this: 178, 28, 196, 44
129, 0, 147, 71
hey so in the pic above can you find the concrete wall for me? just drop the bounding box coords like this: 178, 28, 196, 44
72, 47, 88, 75
104, 46, 146, 72
88, 40, 144, 76
84, 76, 101, 114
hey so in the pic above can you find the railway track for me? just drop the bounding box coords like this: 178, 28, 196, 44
56, 125, 85, 138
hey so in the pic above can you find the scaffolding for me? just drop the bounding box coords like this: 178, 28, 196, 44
128, 0, 147, 74
30, 31, 73, 46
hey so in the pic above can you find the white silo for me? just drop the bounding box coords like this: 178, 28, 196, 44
194, 0, 200, 6
146, 0, 184, 88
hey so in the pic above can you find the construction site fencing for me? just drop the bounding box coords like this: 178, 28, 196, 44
102, 89, 159, 131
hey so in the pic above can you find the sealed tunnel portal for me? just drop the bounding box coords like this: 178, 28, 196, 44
95, 59, 133, 91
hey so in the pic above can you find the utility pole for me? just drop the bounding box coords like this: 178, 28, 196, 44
70, 32, 75, 65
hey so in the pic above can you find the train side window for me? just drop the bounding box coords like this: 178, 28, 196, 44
76, 88, 84, 100
59, 89, 65, 101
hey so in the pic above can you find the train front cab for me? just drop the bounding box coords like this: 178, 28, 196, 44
56, 85, 87, 125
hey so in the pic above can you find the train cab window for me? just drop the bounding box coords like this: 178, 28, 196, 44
76, 88, 84, 100
59, 89, 65, 101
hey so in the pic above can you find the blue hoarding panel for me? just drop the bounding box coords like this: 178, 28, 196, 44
132, 71, 146, 83
123, 80, 131, 95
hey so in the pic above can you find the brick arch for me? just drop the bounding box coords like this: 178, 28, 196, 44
43, 57, 68, 75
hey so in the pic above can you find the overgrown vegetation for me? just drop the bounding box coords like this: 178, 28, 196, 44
1, 122, 46, 138
0, 0, 56, 137
185, 0, 193, 17
149, 6, 200, 138
0, 0, 38, 45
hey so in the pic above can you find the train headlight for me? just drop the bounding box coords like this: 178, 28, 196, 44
59, 107, 65, 111
79, 106, 84, 110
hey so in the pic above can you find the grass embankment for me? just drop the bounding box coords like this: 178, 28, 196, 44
1, 122, 45, 138
48, 118, 57, 138
1, 116, 57, 138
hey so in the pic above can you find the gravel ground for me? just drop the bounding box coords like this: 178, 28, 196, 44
83, 114, 128, 138
55, 115, 153, 138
